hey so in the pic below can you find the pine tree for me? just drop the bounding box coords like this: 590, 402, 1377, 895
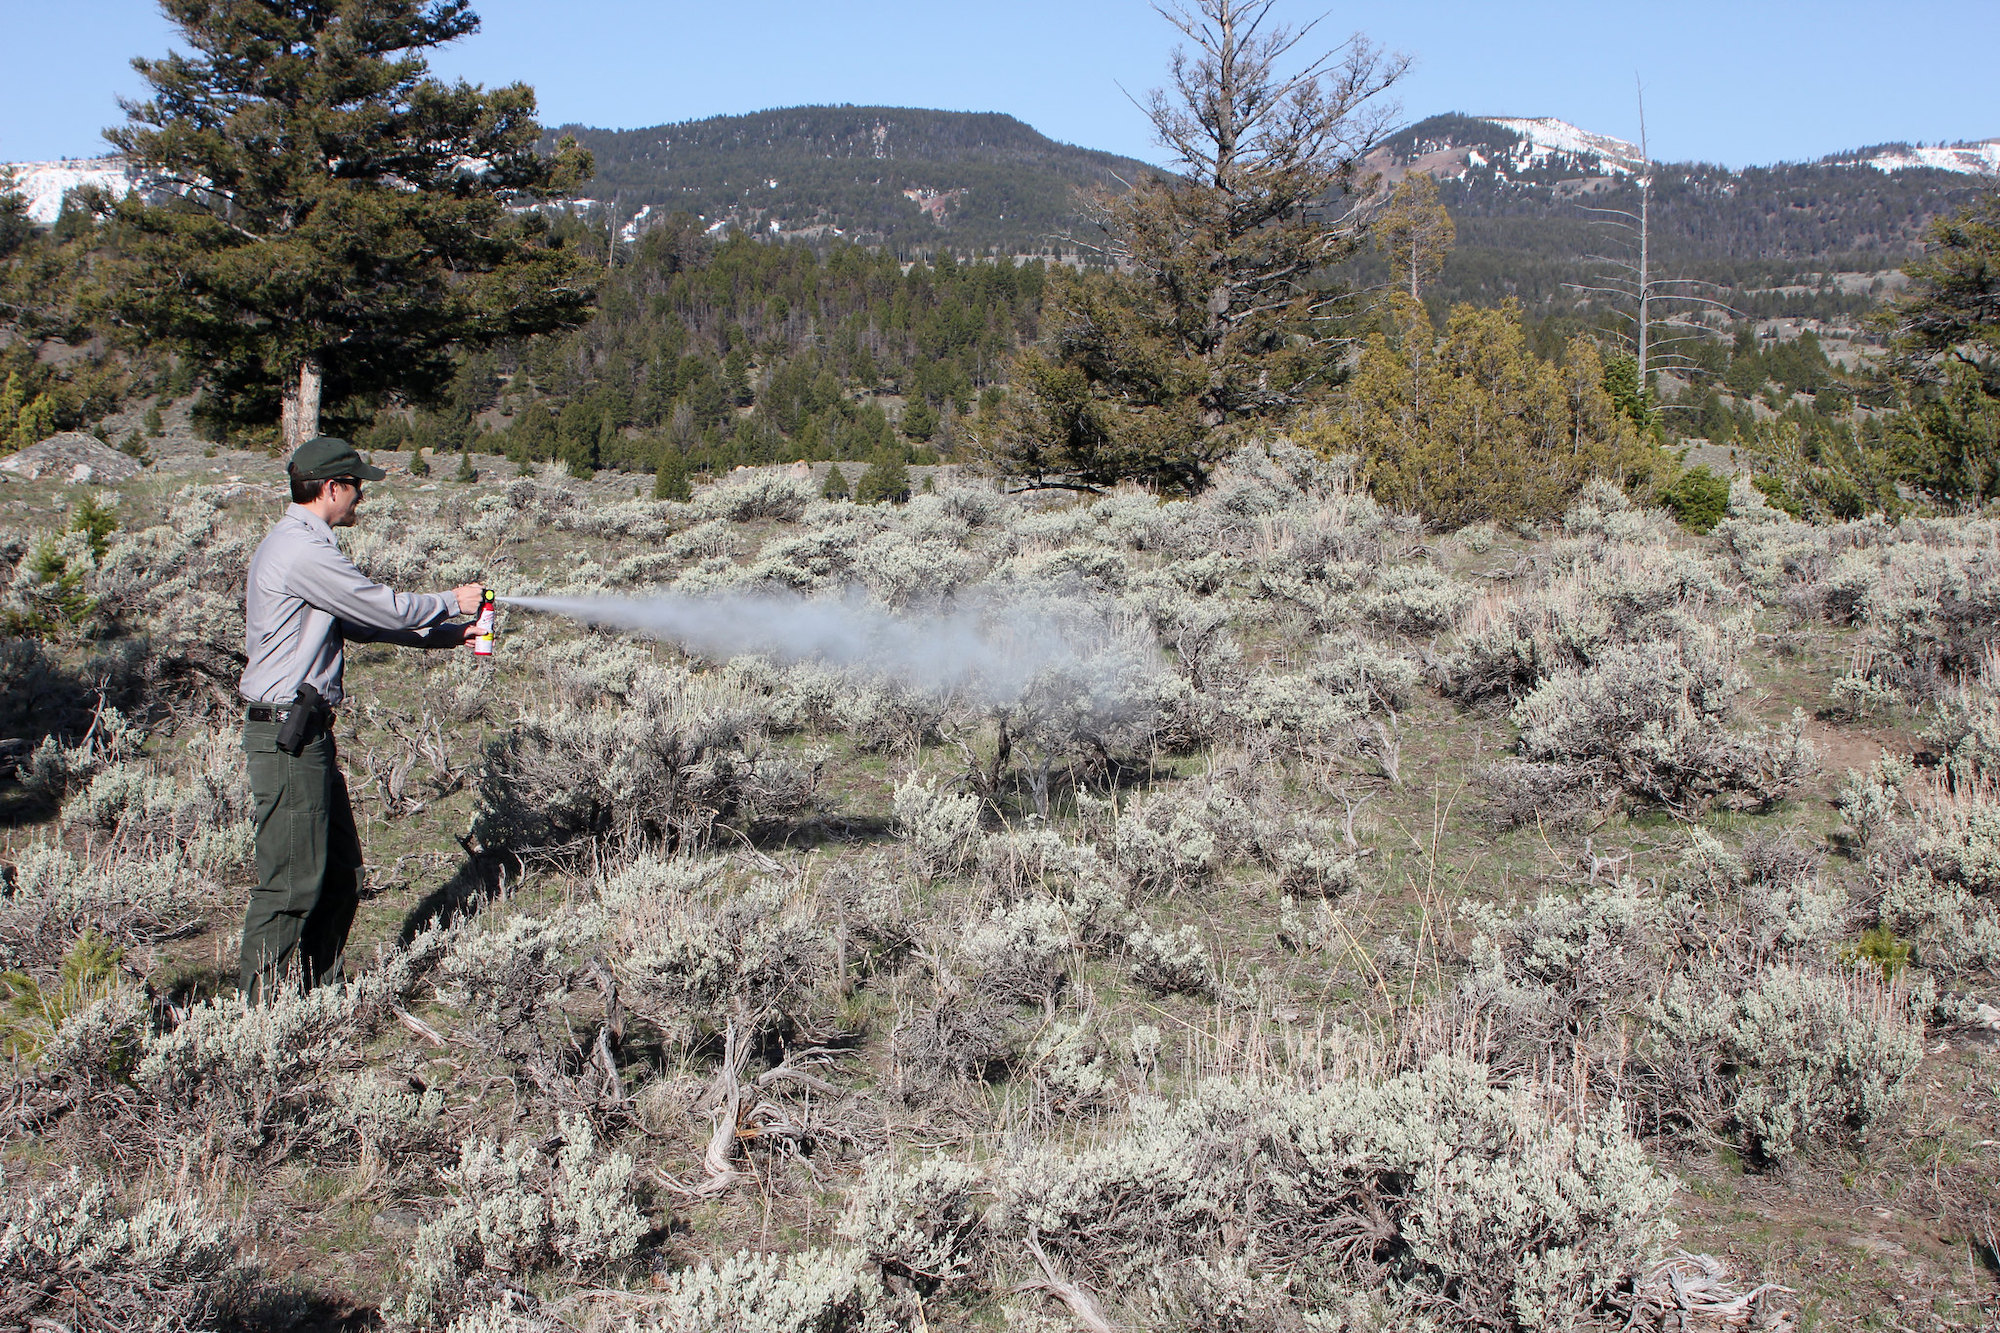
900, 397, 938, 442
653, 448, 691, 501
0, 164, 30, 261
821, 462, 850, 499
1869, 197, 2000, 508
995, 0, 1406, 494
1880, 196, 2000, 400
854, 448, 910, 504
1374, 173, 1455, 300
510, 401, 557, 460
106, 0, 598, 449
453, 450, 477, 483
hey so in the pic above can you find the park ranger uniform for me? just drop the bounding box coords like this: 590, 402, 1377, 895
238, 438, 464, 999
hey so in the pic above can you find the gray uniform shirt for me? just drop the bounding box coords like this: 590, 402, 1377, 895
240, 504, 459, 706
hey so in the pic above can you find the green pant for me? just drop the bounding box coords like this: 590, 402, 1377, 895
240, 718, 361, 1000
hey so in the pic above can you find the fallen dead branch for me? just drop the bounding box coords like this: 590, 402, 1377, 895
1631, 1252, 1794, 1331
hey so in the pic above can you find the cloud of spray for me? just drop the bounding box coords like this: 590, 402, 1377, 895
500, 589, 1149, 707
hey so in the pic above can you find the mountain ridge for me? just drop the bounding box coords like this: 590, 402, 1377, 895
1362, 112, 1997, 314
7, 106, 1991, 266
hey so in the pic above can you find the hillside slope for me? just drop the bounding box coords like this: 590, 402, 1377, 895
544, 105, 1154, 253
1367, 114, 1998, 313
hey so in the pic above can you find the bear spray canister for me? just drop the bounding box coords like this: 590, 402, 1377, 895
473, 589, 497, 657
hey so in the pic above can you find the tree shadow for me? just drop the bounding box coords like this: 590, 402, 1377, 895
0, 632, 151, 831
222, 1280, 380, 1333
396, 838, 506, 944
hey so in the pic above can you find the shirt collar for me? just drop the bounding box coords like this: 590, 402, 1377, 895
286, 503, 334, 538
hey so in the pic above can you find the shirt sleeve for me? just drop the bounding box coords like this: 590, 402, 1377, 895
344, 620, 467, 649
287, 539, 456, 632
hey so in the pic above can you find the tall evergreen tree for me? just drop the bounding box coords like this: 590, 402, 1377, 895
653, 446, 691, 501
821, 461, 850, 500
1374, 172, 1454, 300
854, 447, 909, 504
994, 0, 1406, 494
1880, 196, 2000, 400
107, 0, 598, 448
1865, 196, 2000, 508
0, 165, 30, 260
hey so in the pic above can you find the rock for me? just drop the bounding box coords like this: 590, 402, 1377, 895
0, 433, 143, 483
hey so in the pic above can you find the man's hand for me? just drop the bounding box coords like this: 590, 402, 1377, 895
457, 622, 481, 647
452, 584, 485, 615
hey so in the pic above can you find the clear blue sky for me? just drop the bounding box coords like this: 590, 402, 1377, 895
3, 0, 1993, 169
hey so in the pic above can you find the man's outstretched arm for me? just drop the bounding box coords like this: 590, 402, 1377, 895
286, 541, 481, 632
344, 620, 478, 649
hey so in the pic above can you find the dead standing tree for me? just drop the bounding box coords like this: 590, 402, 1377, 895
1565, 81, 1737, 422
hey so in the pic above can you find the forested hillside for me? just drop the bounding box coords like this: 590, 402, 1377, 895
1365, 114, 1995, 319
362, 215, 1045, 478
545, 106, 1151, 254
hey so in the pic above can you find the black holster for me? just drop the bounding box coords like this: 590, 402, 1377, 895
276, 683, 325, 756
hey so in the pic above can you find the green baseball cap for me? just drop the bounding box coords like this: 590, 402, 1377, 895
288, 436, 386, 482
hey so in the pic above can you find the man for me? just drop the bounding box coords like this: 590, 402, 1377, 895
239, 436, 483, 1000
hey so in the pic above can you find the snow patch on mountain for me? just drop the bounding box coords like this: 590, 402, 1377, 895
1484, 118, 1647, 175
1852, 140, 2000, 177
5, 158, 141, 224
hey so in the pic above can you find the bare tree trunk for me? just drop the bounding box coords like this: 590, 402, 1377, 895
281, 356, 323, 453
1637, 183, 1650, 387
1635, 83, 1651, 390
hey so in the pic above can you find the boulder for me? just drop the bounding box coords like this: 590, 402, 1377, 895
0, 433, 144, 483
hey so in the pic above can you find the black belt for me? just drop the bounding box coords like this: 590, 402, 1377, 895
245, 704, 336, 724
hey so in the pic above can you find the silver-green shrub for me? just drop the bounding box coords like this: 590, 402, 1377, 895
957, 898, 1076, 1005
986, 1056, 1672, 1328
1103, 782, 1245, 897
1268, 830, 1364, 899
892, 774, 983, 882
1562, 478, 1680, 545
441, 1299, 560, 1333
1836, 755, 1912, 847
637, 1247, 892, 1333
474, 666, 814, 857
689, 473, 816, 524
1510, 639, 1815, 814
134, 982, 368, 1160
1868, 774, 2000, 980
434, 909, 603, 1047
616, 879, 840, 1044
1447, 575, 1609, 704
974, 828, 1131, 946
1648, 962, 1924, 1158
1355, 562, 1473, 636
852, 528, 984, 608
0, 844, 214, 970
1466, 883, 1660, 1017
404, 1113, 647, 1326
1126, 923, 1215, 995
60, 721, 252, 857
1028, 1017, 1119, 1112
837, 1156, 986, 1292
0, 1169, 240, 1333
